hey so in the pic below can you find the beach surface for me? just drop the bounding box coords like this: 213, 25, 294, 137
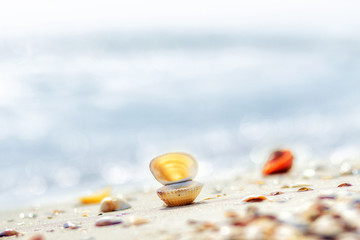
1, 162, 360, 240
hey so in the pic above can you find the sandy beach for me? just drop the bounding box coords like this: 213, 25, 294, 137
1, 161, 360, 240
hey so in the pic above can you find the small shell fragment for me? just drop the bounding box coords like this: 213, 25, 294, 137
0, 229, 20, 237
297, 187, 313, 192
202, 196, 216, 201
263, 150, 293, 175
270, 192, 284, 196
318, 195, 337, 200
338, 183, 352, 187
100, 197, 131, 212
63, 221, 81, 229
95, 216, 122, 227
242, 196, 267, 202
79, 187, 111, 204
129, 216, 149, 226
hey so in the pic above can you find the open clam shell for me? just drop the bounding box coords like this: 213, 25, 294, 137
150, 152, 198, 185
157, 181, 203, 207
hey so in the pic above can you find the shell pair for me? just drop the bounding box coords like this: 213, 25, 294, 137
149, 152, 203, 207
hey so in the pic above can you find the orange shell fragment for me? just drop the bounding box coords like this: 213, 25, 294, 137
338, 183, 352, 187
263, 150, 293, 175
242, 195, 267, 202
79, 187, 111, 204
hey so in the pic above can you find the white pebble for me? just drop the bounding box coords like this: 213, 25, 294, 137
100, 197, 131, 213
95, 216, 122, 227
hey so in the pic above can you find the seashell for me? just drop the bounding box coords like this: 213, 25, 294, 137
63, 221, 81, 229
157, 181, 203, 207
150, 152, 203, 206
270, 191, 284, 196
150, 152, 198, 185
100, 197, 131, 212
338, 183, 352, 187
263, 150, 293, 175
242, 195, 267, 203
0, 229, 20, 237
297, 187, 313, 192
95, 216, 122, 227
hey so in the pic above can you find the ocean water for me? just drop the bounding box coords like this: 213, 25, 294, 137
1, 0, 360, 210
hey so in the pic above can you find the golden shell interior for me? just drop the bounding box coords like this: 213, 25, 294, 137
156, 181, 203, 207
150, 152, 198, 185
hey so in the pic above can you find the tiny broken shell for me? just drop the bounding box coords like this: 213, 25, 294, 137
263, 150, 293, 175
100, 197, 131, 212
79, 187, 111, 204
297, 187, 313, 192
202, 196, 216, 201
338, 183, 352, 187
318, 195, 337, 200
63, 221, 81, 229
242, 196, 267, 203
129, 216, 149, 226
95, 216, 122, 227
270, 191, 284, 196
0, 229, 20, 237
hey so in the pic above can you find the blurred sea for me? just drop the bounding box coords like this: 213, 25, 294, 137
1, 0, 360, 210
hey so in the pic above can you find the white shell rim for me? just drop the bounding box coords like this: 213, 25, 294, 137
157, 180, 203, 192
